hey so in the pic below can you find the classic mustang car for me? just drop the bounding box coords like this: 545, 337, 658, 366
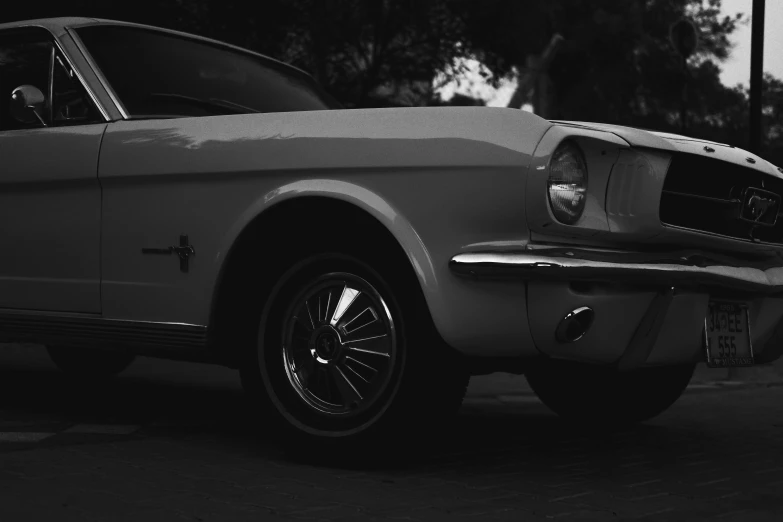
2, 17, 783, 444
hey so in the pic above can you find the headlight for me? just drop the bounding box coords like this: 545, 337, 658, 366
547, 141, 588, 225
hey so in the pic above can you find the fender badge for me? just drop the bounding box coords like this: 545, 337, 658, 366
142, 234, 195, 273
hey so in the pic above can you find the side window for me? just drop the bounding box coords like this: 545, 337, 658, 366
0, 29, 101, 131
51, 53, 101, 125
0, 38, 51, 131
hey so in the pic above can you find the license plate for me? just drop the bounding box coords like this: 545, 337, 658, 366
704, 301, 754, 367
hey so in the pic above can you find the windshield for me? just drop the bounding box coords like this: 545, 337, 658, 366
74, 25, 340, 118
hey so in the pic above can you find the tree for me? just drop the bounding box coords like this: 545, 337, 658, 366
492, 0, 744, 127
428, 92, 485, 106
177, 0, 473, 108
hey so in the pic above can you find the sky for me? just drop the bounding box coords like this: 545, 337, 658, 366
437, 0, 783, 108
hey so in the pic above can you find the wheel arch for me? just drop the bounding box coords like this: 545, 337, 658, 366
207, 181, 437, 366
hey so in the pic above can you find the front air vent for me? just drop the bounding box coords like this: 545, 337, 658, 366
659, 153, 783, 244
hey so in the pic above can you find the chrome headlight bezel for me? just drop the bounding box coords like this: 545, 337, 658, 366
547, 140, 589, 225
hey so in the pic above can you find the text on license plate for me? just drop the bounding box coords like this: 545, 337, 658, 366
705, 301, 753, 367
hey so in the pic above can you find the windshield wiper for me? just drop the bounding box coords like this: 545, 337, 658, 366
146, 93, 261, 115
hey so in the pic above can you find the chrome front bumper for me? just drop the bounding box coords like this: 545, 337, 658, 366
449, 247, 783, 296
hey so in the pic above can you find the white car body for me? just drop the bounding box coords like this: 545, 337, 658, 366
2, 16, 783, 379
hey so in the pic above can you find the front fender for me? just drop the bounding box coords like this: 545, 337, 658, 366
215, 175, 540, 358
216, 179, 437, 295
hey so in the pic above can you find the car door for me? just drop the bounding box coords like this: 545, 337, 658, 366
0, 27, 106, 312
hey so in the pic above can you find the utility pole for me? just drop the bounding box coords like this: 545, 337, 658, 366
749, 0, 765, 154
733, 0, 766, 383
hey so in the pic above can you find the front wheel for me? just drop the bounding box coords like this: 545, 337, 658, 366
240, 252, 469, 444
525, 360, 695, 425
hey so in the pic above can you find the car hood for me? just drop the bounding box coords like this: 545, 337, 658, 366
552, 120, 782, 178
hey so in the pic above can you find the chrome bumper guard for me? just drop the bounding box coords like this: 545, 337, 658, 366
449, 248, 783, 296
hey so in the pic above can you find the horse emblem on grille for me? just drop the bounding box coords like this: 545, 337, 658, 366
739, 188, 781, 227
748, 195, 775, 221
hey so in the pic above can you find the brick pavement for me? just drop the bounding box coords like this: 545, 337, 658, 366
1, 345, 783, 521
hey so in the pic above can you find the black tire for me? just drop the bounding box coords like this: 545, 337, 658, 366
239, 251, 468, 445
525, 360, 695, 425
46, 345, 136, 378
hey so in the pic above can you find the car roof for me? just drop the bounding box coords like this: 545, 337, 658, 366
0, 16, 98, 35
0, 16, 312, 79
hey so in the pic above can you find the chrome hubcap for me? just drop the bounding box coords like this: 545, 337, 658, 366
282, 273, 396, 417
310, 325, 344, 364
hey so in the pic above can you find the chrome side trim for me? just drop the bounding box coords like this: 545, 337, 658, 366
52, 36, 110, 121
449, 249, 783, 295
0, 309, 207, 350
67, 28, 128, 119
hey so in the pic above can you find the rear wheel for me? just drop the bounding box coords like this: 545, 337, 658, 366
240, 252, 468, 444
46, 345, 136, 378
525, 360, 695, 425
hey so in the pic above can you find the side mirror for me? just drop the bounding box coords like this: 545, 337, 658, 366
10, 85, 47, 127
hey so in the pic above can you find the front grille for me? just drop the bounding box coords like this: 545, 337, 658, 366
659, 152, 783, 244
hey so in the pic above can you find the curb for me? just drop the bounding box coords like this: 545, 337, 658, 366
465, 379, 783, 400
685, 380, 783, 393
